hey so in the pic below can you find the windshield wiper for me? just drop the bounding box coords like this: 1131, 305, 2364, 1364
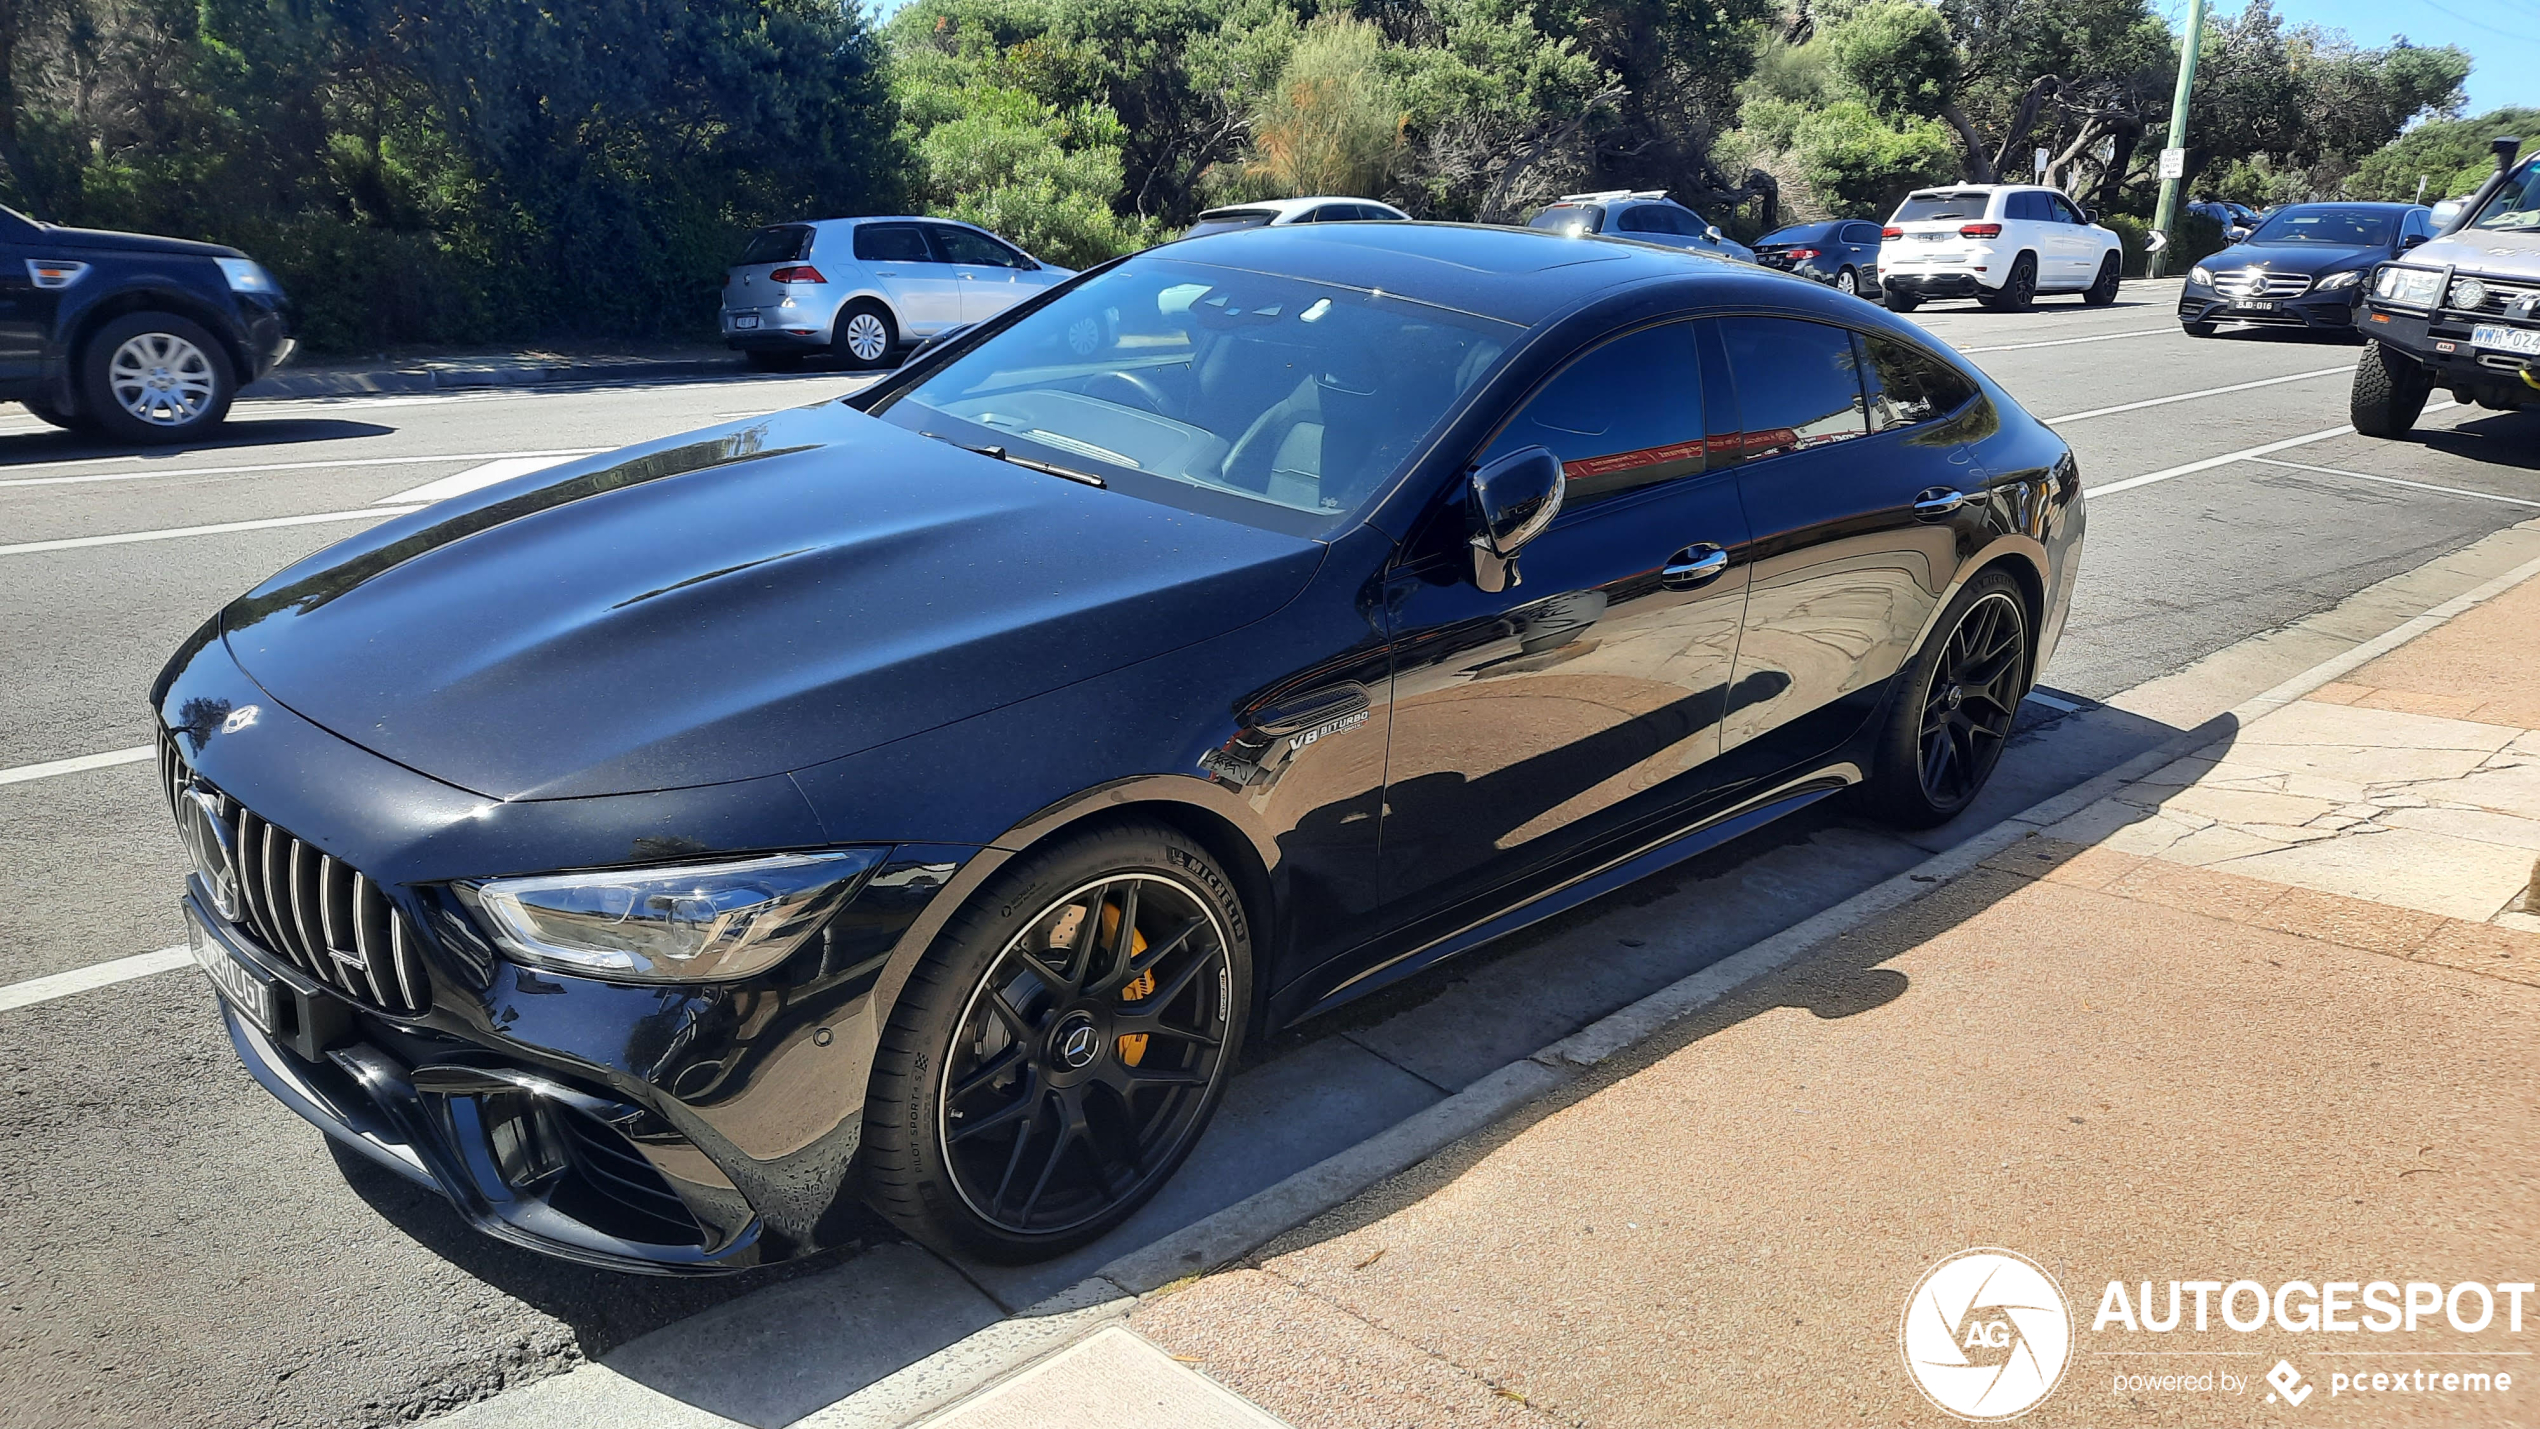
921, 432, 1107, 488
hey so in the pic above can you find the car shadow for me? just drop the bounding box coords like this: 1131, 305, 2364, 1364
324, 696, 2231, 1427
2413, 406, 2540, 469
2198, 323, 2365, 346
0, 417, 397, 467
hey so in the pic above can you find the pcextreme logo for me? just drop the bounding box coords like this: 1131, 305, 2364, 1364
1901, 1249, 2074, 1420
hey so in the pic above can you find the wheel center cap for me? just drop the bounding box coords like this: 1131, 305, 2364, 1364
1051, 1011, 1101, 1070
1943, 685, 1964, 711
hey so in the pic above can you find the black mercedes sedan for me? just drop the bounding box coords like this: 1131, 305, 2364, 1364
2179, 202, 2436, 338
153, 222, 2082, 1271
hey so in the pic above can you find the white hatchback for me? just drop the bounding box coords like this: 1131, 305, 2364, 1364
722, 217, 1074, 370
1877, 186, 2123, 313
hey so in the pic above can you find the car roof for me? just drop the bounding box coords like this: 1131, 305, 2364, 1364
1151, 221, 1784, 327
1201, 197, 1401, 219
2261, 201, 2423, 212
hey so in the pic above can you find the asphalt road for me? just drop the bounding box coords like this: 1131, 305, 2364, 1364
3, 280, 2536, 1429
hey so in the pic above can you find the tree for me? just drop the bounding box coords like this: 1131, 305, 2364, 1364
2345, 106, 2540, 203
1244, 17, 1404, 198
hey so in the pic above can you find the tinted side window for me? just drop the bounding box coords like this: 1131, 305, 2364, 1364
1859, 334, 1979, 432
1844, 223, 1881, 245
1481, 322, 1707, 506
932, 224, 1025, 266
1616, 206, 1660, 233
1718, 317, 1867, 458
854, 223, 935, 264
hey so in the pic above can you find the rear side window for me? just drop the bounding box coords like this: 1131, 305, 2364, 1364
739, 225, 813, 265
1481, 321, 1707, 506
1616, 206, 1663, 233
1894, 192, 1992, 223
1717, 317, 1867, 458
1843, 223, 1882, 245
1859, 335, 1979, 431
853, 223, 935, 263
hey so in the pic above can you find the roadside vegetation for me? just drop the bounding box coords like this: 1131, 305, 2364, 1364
0, 0, 2489, 350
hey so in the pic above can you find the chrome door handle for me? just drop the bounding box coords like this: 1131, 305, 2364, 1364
1913, 487, 1967, 519
1660, 544, 1730, 589
875, 270, 898, 277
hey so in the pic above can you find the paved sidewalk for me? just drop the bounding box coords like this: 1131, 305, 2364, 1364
1092, 573, 2540, 1424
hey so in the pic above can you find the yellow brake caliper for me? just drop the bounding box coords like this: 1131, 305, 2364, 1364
1098, 902, 1153, 1067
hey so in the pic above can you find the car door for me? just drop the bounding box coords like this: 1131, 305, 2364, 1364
2047, 193, 2098, 285
930, 222, 1040, 323
1714, 316, 1972, 778
1378, 319, 1754, 923
0, 210, 46, 391
851, 222, 963, 335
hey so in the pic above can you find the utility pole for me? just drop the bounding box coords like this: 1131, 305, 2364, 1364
2147, 0, 2211, 278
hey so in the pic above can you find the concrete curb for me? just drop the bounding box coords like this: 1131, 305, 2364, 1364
241, 355, 746, 400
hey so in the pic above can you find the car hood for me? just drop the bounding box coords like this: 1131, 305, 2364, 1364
2212, 241, 2384, 274
2408, 226, 2540, 279
221, 405, 1325, 801
31, 222, 239, 258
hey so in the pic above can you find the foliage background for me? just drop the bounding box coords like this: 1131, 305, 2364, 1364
0, 0, 2495, 352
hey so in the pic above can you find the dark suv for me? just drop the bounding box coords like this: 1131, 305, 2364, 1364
1, 205, 293, 443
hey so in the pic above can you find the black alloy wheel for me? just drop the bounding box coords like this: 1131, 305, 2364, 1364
2084, 253, 2121, 306
1865, 571, 2031, 828
1981, 255, 2037, 312
2351, 340, 2432, 438
863, 823, 1249, 1259
2181, 319, 2217, 338
1884, 288, 1922, 313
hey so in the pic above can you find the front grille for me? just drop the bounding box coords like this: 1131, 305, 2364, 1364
2214, 268, 2311, 300
160, 732, 431, 1015
2447, 274, 2540, 318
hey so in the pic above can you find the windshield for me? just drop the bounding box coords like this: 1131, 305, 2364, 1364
739, 225, 813, 265
1895, 192, 1991, 223
2467, 157, 2540, 233
871, 257, 1519, 537
1528, 204, 1603, 235
1182, 210, 1277, 240
2246, 207, 2395, 246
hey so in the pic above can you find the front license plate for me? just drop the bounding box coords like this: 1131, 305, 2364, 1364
2472, 322, 2540, 355
185, 902, 279, 1034
2237, 301, 2279, 313
730, 312, 760, 330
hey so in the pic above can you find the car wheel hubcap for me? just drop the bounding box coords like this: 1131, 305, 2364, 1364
1918, 591, 2024, 807
1837, 272, 1856, 294
940, 873, 1234, 1236
844, 313, 888, 361
108, 333, 216, 426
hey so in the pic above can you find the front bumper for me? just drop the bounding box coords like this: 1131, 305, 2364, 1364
2359, 304, 2540, 406
2178, 287, 2360, 331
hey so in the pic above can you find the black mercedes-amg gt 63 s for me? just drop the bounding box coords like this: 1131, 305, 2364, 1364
153, 221, 2081, 1270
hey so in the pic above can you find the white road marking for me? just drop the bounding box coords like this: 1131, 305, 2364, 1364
0, 947, 192, 1016
2085, 401, 2458, 498
2042, 366, 2352, 424
2242, 457, 2540, 508
0, 505, 422, 557
0, 745, 154, 786
1958, 328, 2176, 355
0, 447, 600, 489
379, 455, 573, 505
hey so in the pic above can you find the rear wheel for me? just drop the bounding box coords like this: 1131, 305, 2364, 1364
832, 301, 896, 371
2351, 340, 2431, 438
1865, 570, 2031, 829
1834, 267, 1860, 297
862, 822, 1250, 1260
2083, 253, 2121, 306
1979, 255, 2037, 312
80, 312, 234, 445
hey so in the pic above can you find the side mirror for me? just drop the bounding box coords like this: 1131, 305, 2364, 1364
1465, 446, 1564, 593
2401, 233, 2428, 250
1705, 225, 1726, 243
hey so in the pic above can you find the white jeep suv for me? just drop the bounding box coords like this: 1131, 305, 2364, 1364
1878, 185, 2124, 313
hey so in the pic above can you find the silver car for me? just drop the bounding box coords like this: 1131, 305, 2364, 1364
1526, 190, 1758, 264
722, 216, 1075, 370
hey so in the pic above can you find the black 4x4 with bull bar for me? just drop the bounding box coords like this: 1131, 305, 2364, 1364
2352, 136, 2540, 437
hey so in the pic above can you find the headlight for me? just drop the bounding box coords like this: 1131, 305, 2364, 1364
462, 849, 885, 982
215, 257, 280, 294
2189, 266, 2215, 286
2373, 266, 2443, 307
2314, 270, 2362, 291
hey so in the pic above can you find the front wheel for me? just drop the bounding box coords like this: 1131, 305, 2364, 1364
2083, 253, 2121, 306
862, 822, 1251, 1260
2181, 320, 2217, 338
1864, 571, 2031, 829
80, 312, 235, 445
2351, 340, 2431, 438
